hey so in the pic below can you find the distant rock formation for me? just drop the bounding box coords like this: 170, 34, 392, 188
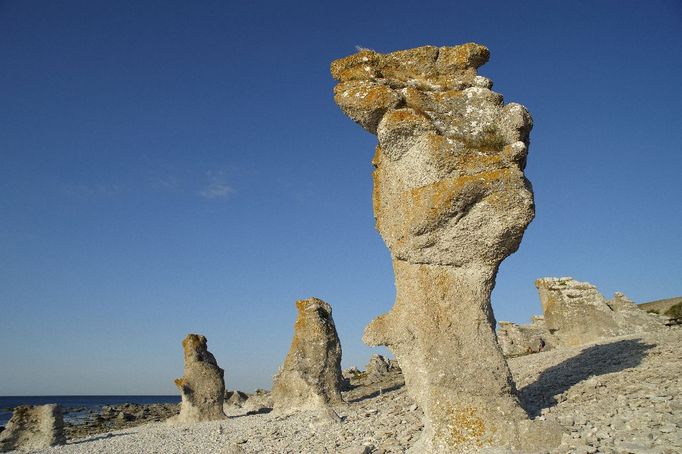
536, 277, 666, 346
365, 354, 397, 379
272, 297, 343, 419
498, 315, 556, 357
172, 334, 226, 423
224, 390, 249, 408
332, 44, 542, 453
0, 404, 66, 452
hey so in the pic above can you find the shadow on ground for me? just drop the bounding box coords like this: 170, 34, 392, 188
69, 431, 133, 445
518, 338, 655, 417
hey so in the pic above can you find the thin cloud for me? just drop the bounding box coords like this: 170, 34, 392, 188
198, 170, 235, 199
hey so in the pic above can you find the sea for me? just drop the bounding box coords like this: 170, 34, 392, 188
0, 395, 180, 427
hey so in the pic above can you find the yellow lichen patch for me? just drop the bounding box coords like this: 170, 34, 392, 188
333, 81, 399, 110
447, 406, 487, 447
330, 50, 380, 81
403, 168, 513, 235
381, 108, 429, 127
174, 378, 186, 390
456, 153, 504, 175
437, 43, 490, 73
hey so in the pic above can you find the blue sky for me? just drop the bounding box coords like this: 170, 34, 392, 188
1, 0, 680, 395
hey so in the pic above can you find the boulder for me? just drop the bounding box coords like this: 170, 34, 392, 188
171, 334, 226, 423
272, 297, 343, 418
498, 316, 556, 357
536, 278, 666, 346
333, 43, 541, 452
0, 404, 65, 452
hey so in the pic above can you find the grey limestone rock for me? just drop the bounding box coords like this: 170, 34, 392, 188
171, 333, 226, 423
365, 354, 392, 379
498, 316, 556, 358
0, 404, 66, 452
271, 297, 343, 418
332, 43, 539, 453
536, 277, 666, 347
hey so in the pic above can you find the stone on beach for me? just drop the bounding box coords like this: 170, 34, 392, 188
272, 297, 344, 418
0, 404, 66, 452
171, 333, 227, 423
332, 43, 541, 452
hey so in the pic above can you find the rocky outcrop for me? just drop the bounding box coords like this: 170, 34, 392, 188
498, 316, 556, 357
365, 354, 398, 379
0, 404, 65, 452
224, 390, 249, 408
536, 277, 666, 347
272, 297, 343, 418
172, 334, 226, 423
332, 44, 540, 452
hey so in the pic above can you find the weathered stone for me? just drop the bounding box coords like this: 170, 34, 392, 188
171, 334, 226, 423
224, 390, 249, 408
365, 354, 392, 379
272, 297, 343, 417
498, 315, 556, 357
332, 44, 538, 453
0, 404, 65, 452
536, 277, 666, 347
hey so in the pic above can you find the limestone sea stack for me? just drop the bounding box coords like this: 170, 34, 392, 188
332, 44, 536, 452
172, 334, 226, 423
536, 277, 666, 346
272, 297, 343, 418
0, 404, 66, 452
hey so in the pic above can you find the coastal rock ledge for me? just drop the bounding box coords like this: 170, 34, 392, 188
332, 43, 550, 453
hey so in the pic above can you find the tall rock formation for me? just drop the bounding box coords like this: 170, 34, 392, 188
536, 277, 666, 346
272, 297, 343, 418
0, 404, 66, 452
172, 334, 226, 423
332, 44, 536, 452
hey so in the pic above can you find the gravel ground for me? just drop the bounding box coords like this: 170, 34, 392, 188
26, 326, 682, 453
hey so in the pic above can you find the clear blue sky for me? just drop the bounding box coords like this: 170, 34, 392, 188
1, 0, 680, 395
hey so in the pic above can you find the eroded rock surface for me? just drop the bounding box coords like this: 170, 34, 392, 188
272, 297, 343, 418
0, 404, 65, 452
498, 316, 556, 358
536, 277, 666, 347
172, 334, 226, 423
332, 44, 538, 452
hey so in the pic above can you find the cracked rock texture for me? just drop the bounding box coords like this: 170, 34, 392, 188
0, 404, 65, 452
536, 277, 666, 347
498, 316, 556, 358
332, 43, 537, 453
171, 334, 226, 423
272, 298, 343, 417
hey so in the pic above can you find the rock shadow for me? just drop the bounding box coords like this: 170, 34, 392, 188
345, 382, 404, 403
518, 338, 655, 417
68, 431, 133, 445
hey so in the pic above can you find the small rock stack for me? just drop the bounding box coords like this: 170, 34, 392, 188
0, 404, 66, 452
272, 297, 343, 418
172, 334, 226, 423
536, 277, 666, 347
